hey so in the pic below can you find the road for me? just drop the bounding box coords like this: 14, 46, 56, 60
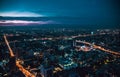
4, 35, 15, 57
76, 40, 120, 56
1, 32, 116, 44
4, 35, 35, 77
3, 32, 120, 57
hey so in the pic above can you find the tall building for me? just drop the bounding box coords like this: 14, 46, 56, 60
40, 65, 54, 77
73, 40, 76, 47
91, 31, 94, 35
40, 58, 54, 77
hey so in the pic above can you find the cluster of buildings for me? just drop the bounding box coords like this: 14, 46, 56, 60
0, 28, 120, 77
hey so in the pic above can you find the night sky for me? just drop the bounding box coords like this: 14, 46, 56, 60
0, 0, 120, 25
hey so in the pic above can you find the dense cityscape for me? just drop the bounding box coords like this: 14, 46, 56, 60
0, 26, 120, 77
0, 0, 120, 77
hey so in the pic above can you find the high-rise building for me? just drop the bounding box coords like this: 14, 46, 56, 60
40, 65, 54, 77
73, 40, 76, 47
40, 58, 54, 77
91, 31, 94, 35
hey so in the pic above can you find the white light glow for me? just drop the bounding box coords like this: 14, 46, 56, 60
0, 20, 55, 25
0, 20, 40, 24
0, 12, 44, 17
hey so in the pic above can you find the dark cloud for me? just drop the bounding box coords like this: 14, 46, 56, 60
0, 0, 120, 25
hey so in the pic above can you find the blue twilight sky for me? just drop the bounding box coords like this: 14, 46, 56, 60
0, 0, 120, 25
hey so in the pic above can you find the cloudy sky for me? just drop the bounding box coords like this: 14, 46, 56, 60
0, 0, 120, 25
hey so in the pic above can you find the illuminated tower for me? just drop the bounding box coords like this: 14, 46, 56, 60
91, 31, 94, 35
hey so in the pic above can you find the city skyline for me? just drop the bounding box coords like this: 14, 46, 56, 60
0, 0, 120, 77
